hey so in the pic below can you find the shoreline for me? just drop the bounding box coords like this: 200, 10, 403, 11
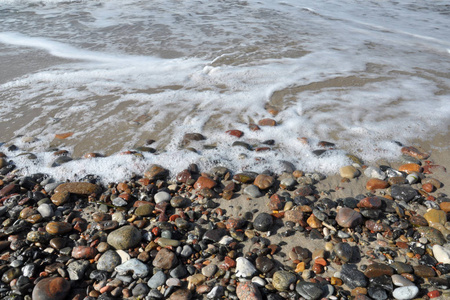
0, 137, 449, 299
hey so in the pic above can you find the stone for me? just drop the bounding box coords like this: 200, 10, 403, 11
401, 146, 429, 160
366, 179, 389, 191
253, 213, 273, 231
226, 129, 244, 137
391, 274, 414, 287
37, 203, 53, 218
432, 245, 450, 264
439, 202, 450, 212
169, 288, 191, 300
417, 227, 446, 245
392, 286, 419, 300
258, 118, 276, 126
170, 265, 188, 278
268, 194, 284, 210
67, 260, 89, 280
54, 182, 101, 195
272, 271, 296, 291
154, 191, 171, 203
236, 282, 262, 300
255, 256, 274, 273
202, 264, 218, 277
234, 173, 257, 183
364, 167, 386, 180
72, 246, 97, 259
97, 250, 122, 272
295, 281, 324, 300
116, 258, 149, 278
254, 174, 275, 189
144, 164, 169, 180
391, 262, 413, 274
336, 207, 362, 228
409, 215, 428, 226
243, 185, 263, 198
413, 265, 436, 278
390, 185, 417, 202
32, 277, 70, 300
182, 132, 206, 145
45, 222, 72, 235
51, 191, 70, 206
171, 196, 190, 208
364, 263, 394, 278
284, 209, 304, 223
148, 271, 167, 289
235, 257, 257, 278
334, 242, 353, 263
424, 209, 446, 225
203, 228, 227, 242
340, 264, 368, 289
340, 166, 359, 179
132, 283, 150, 297
153, 248, 178, 269
398, 164, 422, 174
135, 204, 153, 217
194, 176, 217, 189
107, 225, 142, 250
357, 197, 382, 209
307, 214, 322, 228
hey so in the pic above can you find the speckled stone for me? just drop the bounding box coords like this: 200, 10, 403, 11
107, 225, 142, 250
336, 208, 362, 228
272, 271, 296, 291
236, 282, 262, 300
32, 277, 70, 300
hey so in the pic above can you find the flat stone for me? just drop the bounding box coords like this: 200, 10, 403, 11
236, 282, 262, 300
72, 246, 97, 259
97, 250, 122, 272
144, 164, 169, 180
107, 225, 142, 250
236, 257, 257, 278
272, 271, 296, 291
253, 213, 273, 231
391, 262, 413, 274
364, 263, 394, 278
45, 222, 72, 235
413, 265, 436, 278
398, 164, 422, 174
336, 207, 362, 228
115, 258, 149, 278
432, 245, 450, 264
243, 185, 263, 198
295, 281, 324, 300
401, 146, 429, 160
148, 271, 167, 289
153, 248, 178, 269
392, 286, 419, 300
340, 264, 368, 289
54, 182, 101, 195
284, 209, 304, 223
366, 179, 389, 191
51, 191, 70, 206
390, 185, 417, 202
169, 288, 191, 300
391, 274, 414, 287
424, 209, 446, 225
340, 166, 359, 179
32, 277, 70, 300
203, 228, 227, 242
194, 176, 217, 190
254, 174, 275, 190
258, 118, 276, 126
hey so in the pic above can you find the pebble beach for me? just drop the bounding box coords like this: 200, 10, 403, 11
0, 130, 449, 300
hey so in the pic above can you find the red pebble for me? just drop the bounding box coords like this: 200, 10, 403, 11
226, 130, 244, 138
428, 290, 440, 298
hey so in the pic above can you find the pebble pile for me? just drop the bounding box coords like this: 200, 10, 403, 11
0, 140, 449, 300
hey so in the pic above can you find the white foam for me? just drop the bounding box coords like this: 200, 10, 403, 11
0, 0, 449, 181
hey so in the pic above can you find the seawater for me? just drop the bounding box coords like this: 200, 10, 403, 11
0, 0, 449, 182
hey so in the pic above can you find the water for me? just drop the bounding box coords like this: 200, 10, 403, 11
0, 0, 449, 182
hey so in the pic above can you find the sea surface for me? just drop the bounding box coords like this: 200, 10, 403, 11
0, 0, 449, 181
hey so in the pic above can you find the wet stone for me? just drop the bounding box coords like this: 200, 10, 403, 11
54, 182, 101, 195
413, 265, 436, 278
171, 196, 190, 208
254, 174, 275, 190
32, 277, 70, 300
392, 286, 419, 300
409, 215, 429, 227
51, 191, 70, 206
417, 227, 446, 245
334, 242, 353, 263
364, 263, 394, 278
67, 260, 90, 280
243, 185, 263, 198
236, 282, 262, 300
203, 228, 227, 242
107, 225, 142, 250
144, 164, 169, 180
336, 207, 362, 228
46, 221, 72, 235
255, 256, 274, 273
135, 204, 153, 217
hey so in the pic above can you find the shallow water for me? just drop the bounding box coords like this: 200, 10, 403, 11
0, 0, 449, 181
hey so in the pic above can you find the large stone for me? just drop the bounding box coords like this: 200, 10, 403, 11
432, 245, 450, 264
336, 208, 362, 228
366, 179, 389, 191
115, 258, 149, 278
340, 264, 368, 289
413, 265, 436, 278
153, 248, 178, 269
194, 176, 217, 190
284, 210, 304, 223
340, 166, 359, 179
392, 286, 419, 300
235, 257, 257, 278
295, 281, 324, 300
51, 191, 70, 206
107, 225, 142, 250
390, 185, 417, 202
253, 213, 273, 231
417, 227, 446, 245
398, 164, 422, 174
272, 271, 296, 291
334, 242, 353, 263
144, 164, 169, 180
97, 250, 122, 272
236, 282, 262, 300
364, 263, 394, 278
45, 222, 72, 235
401, 146, 429, 160
32, 277, 70, 300
423, 209, 446, 225
148, 271, 167, 289
54, 182, 101, 195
